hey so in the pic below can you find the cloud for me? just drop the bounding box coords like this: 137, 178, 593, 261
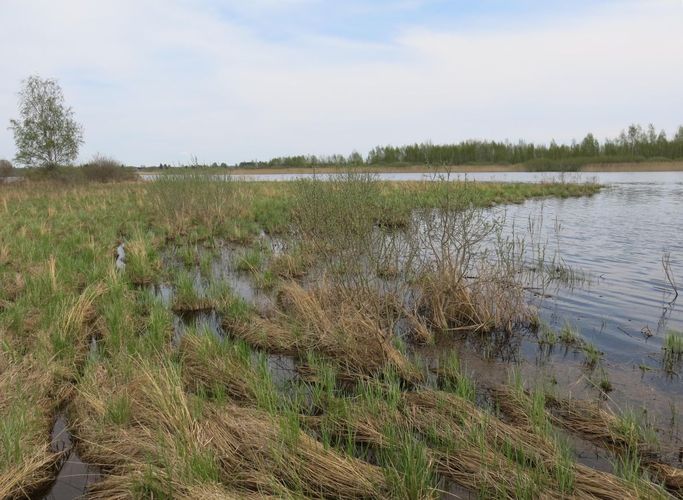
1, 0, 682, 165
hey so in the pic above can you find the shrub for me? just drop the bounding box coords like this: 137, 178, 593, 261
82, 154, 137, 182
0, 159, 13, 177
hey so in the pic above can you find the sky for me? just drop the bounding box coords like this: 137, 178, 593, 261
1, 0, 682, 166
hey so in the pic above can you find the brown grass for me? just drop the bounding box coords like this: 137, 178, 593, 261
73, 357, 387, 498
0, 448, 64, 500
202, 404, 386, 498
416, 267, 532, 335
546, 395, 683, 492
0, 359, 64, 499
179, 333, 261, 404
492, 385, 682, 495
225, 281, 422, 384
309, 386, 666, 499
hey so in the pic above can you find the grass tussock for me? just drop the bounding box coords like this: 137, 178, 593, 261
179, 331, 277, 409
0, 359, 63, 499
416, 266, 533, 335
73, 356, 387, 498
225, 281, 422, 384
662, 330, 683, 374
309, 383, 657, 499
493, 384, 681, 495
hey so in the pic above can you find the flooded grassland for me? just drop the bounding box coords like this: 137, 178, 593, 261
1, 174, 682, 499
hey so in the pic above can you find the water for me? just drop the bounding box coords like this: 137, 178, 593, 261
40, 416, 100, 499
497, 177, 683, 373
114, 243, 125, 270
142, 170, 676, 184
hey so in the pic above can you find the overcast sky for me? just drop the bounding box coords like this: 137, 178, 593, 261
1, 0, 682, 165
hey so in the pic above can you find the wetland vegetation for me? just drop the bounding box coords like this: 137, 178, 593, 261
1, 174, 682, 499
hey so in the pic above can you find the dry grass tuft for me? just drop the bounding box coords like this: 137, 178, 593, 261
73, 356, 387, 498
0, 359, 63, 499
226, 281, 422, 384
0, 447, 64, 500
309, 386, 665, 499
202, 404, 387, 498
416, 267, 533, 335
179, 333, 260, 405
493, 385, 680, 496
545, 394, 683, 493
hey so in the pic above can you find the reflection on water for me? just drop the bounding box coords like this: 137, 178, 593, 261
41, 416, 101, 499
142, 170, 683, 185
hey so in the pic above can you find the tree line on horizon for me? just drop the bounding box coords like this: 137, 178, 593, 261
235, 124, 683, 171
4, 75, 682, 173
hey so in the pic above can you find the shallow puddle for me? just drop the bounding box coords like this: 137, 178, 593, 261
172, 308, 224, 345
265, 353, 298, 387
39, 415, 100, 500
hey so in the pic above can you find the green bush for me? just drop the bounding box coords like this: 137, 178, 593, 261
82, 155, 137, 182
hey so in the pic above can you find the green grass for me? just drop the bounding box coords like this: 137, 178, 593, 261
582, 342, 602, 369
558, 322, 580, 345
537, 321, 558, 347
105, 393, 132, 425
662, 329, 683, 374
438, 351, 476, 402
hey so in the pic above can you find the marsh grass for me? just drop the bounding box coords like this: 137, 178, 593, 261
582, 342, 602, 369
179, 329, 279, 410
226, 281, 423, 384
124, 233, 161, 285
170, 269, 215, 312
74, 355, 388, 498
558, 321, 580, 346
662, 329, 683, 374
10, 175, 664, 498
436, 350, 476, 402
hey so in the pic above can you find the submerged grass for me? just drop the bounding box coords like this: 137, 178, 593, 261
663, 330, 683, 374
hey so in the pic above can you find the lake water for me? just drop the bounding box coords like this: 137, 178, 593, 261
142, 170, 677, 184
491, 174, 683, 376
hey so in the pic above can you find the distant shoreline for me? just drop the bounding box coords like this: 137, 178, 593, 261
145, 161, 683, 176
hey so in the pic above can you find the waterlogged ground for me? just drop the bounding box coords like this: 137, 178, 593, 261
2, 175, 682, 499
